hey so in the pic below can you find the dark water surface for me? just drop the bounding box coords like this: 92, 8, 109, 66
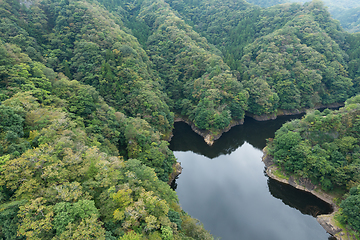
170, 116, 335, 240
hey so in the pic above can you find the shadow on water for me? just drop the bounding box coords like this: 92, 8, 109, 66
267, 178, 333, 216
170, 113, 336, 239
170, 115, 305, 158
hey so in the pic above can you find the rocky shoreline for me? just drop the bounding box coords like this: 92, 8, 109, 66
168, 105, 356, 238
246, 103, 344, 121
262, 147, 357, 240
169, 103, 344, 145
168, 162, 182, 185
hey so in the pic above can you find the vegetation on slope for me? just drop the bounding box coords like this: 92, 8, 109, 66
0, 2, 212, 238
332, 7, 360, 33
247, 0, 360, 33
2, 0, 360, 238
96, 0, 249, 131
139, 0, 248, 130
0, 0, 174, 136
267, 95, 360, 236
167, 0, 356, 116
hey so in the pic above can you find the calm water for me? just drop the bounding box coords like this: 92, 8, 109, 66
169, 116, 335, 240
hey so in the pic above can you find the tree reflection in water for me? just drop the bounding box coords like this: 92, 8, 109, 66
170, 115, 336, 240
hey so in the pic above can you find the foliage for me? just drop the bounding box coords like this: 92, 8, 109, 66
137, 0, 248, 130
3, 0, 360, 238
0, 88, 194, 239
338, 185, 360, 232
246, 0, 287, 8
166, 0, 355, 115
267, 95, 360, 234
247, 0, 360, 33
332, 7, 360, 33
268, 95, 360, 191
0, 0, 174, 136
0, 34, 208, 239
288, 0, 360, 33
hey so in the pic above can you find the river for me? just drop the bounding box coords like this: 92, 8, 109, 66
169, 116, 335, 240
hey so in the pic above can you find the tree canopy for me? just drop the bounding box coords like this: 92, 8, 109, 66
2, 0, 360, 238
267, 95, 360, 236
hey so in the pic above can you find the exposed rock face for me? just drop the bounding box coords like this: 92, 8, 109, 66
317, 213, 343, 238
264, 164, 335, 208
246, 112, 277, 121
262, 147, 335, 205
168, 162, 182, 185
317, 213, 359, 240
262, 147, 355, 240
288, 175, 316, 191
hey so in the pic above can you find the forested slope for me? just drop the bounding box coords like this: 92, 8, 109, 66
0, 1, 213, 239
6, 0, 357, 127
140, 0, 248, 130
1, 0, 174, 136
96, 0, 249, 131
2, 0, 360, 239
334, 7, 360, 34
167, 0, 356, 116
94, 0, 360, 122
266, 96, 360, 237
247, 0, 360, 33
302, 0, 360, 33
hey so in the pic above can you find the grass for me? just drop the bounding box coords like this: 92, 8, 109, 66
272, 168, 289, 181
327, 187, 348, 199
336, 223, 360, 240
333, 212, 360, 240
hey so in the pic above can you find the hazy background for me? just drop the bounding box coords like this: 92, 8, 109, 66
247, 0, 360, 32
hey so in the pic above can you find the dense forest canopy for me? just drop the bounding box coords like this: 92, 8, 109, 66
1, 0, 360, 238
2, 0, 360, 129
247, 0, 360, 33
166, 0, 358, 115
0, 39, 214, 239
266, 96, 360, 237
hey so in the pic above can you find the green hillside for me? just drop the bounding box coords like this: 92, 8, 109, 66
1, 0, 360, 239
247, 0, 360, 33
266, 96, 360, 238
167, 0, 355, 115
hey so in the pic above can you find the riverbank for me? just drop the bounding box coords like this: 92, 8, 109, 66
173, 117, 244, 145
262, 147, 357, 240
168, 162, 182, 184
246, 103, 344, 121
170, 103, 344, 146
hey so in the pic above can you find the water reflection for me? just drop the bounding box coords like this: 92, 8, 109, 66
173, 147, 332, 240
170, 115, 304, 158
267, 178, 333, 216
170, 115, 335, 240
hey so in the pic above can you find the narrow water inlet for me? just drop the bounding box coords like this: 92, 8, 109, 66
170, 118, 334, 240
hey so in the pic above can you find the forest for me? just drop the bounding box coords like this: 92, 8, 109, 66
0, 0, 360, 239
266, 97, 360, 237
248, 0, 360, 33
